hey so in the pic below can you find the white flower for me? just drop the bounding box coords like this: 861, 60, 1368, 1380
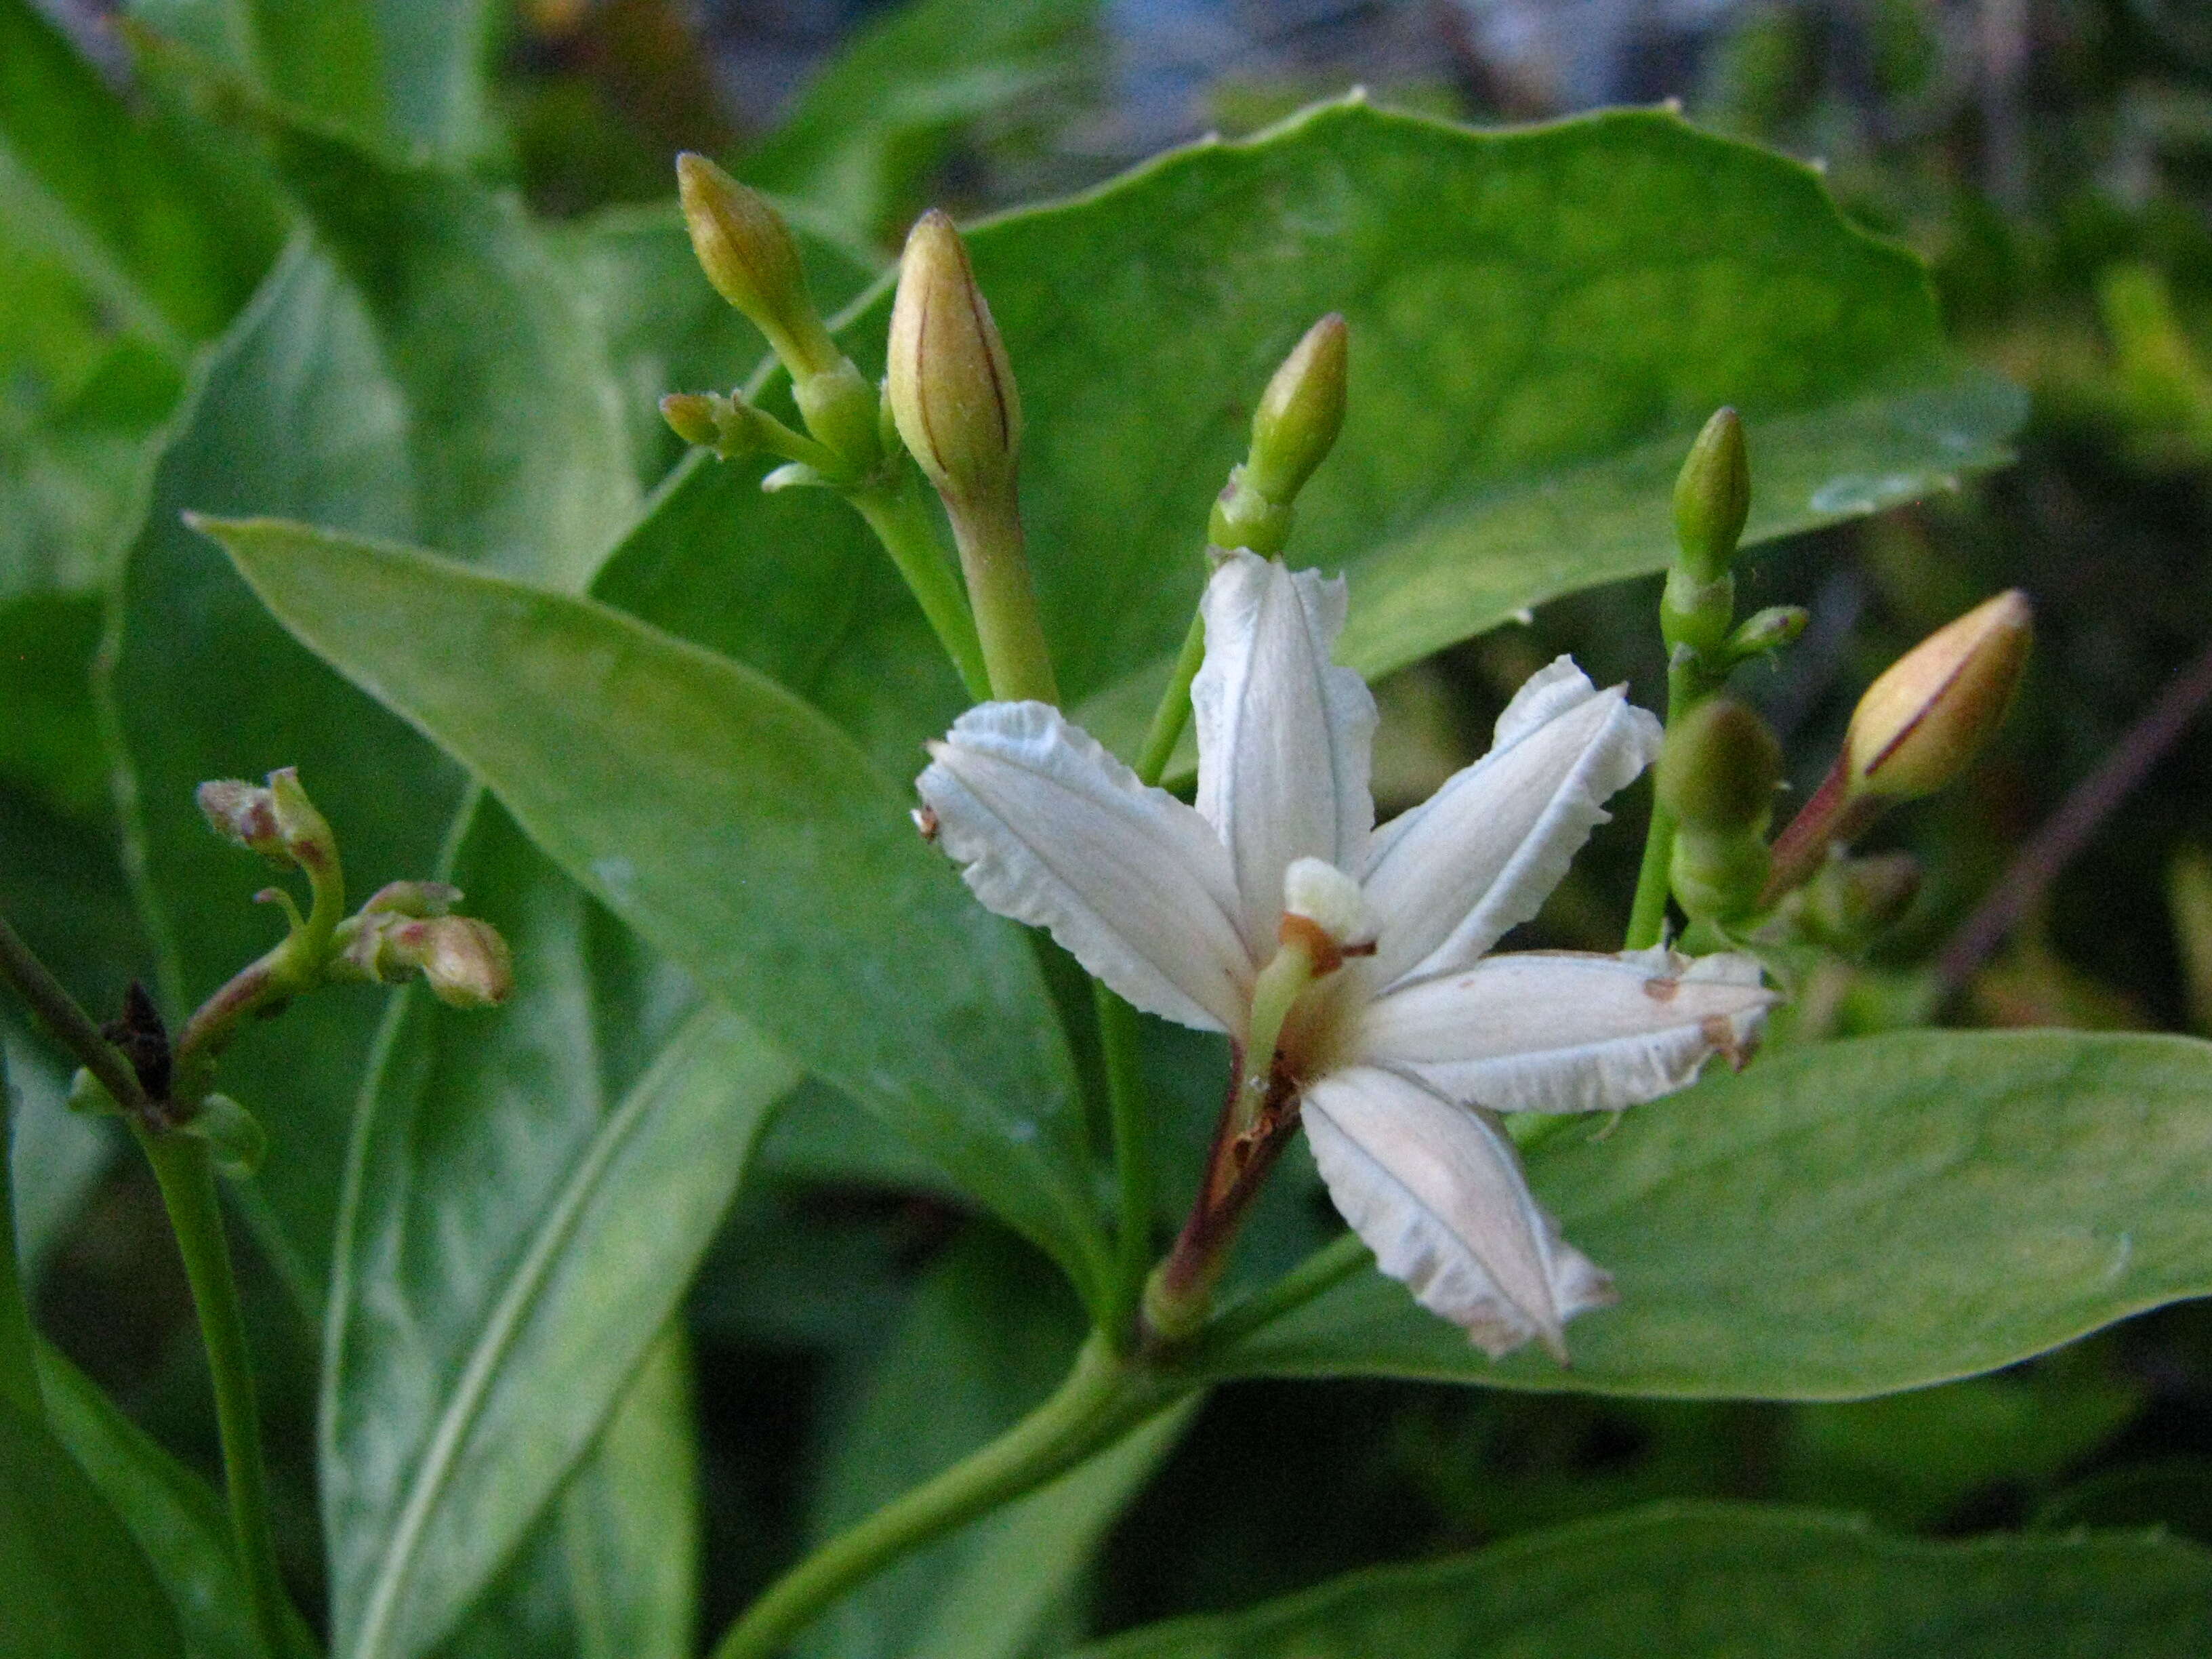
917, 550, 1774, 1360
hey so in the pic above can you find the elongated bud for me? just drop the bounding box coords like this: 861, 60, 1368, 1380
887, 209, 1021, 509
676, 153, 838, 378
1659, 699, 1780, 926
1673, 407, 1750, 583
1846, 590, 2032, 801
267, 767, 338, 877
1246, 314, 1348, 505
1211, 315, 1348, 555
198, 779, 287, 863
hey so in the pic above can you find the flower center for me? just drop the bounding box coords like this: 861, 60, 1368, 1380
1233, 859, 1372, 1134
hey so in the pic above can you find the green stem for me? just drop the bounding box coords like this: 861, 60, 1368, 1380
1094, 985, 1152, 1351
1624, 652, 1709, 951
1193, 1230, 1371, 1359
947, 491, 1058, 705
1136, 607, 1208, 785
138, 1128, 293, 1659
0, 912, 150, 1117
849, 484, 991, 702
708, 1334, 1179, 1659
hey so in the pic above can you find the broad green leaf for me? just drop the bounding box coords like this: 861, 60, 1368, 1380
4, 1021, 112, 1276
0, 1392, 184, 1659
0, 592, 108, 817
1205, 1031, 2212, 1399
602, 101, 2022, 770
126, 0, 388, 151
262, 122, 638, 586
37, 1345, 319, 1659
803, 1229, 1193, 1659
367, 0, 500, 167
0, 1050, 37, 1420
742, 0, 1096, 243
107, 106, 636, 1301
323, 802, 794, 1659
556, 201, 879, 485
1072, 1502, 2212, 1659
434, 1328, 699, 1659
0, 0, 280, 354
205, 518, 1113, 1301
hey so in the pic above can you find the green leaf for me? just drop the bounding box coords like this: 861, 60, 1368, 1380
323, 802, 796, 1659
604, 101, 2022, 769
0, 592, 109, 818
4, 1020, 112, 1277
0, 1050, 37, 1422
802, 1229, 1193, 1659
36, 1345, 319, 1659
261, 123, 639, 587
106, 109, 638, 1301
0, 1391, 184, 1659
204, 517, 1113, 1301
434, 1328, 699, 1659
126, 0, 388, 152
1071, 1502, 2212, 1659
742, 0, 1095, 244
0, 0, 281, 354
1206, 1031, 2212, 1399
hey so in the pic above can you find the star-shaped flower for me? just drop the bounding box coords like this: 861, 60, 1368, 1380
918, 550, 1774, 1359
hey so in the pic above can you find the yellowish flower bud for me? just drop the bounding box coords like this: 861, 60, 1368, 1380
346, 913, 514, 1008
1672, 407, 1750, 584
1846, 590, 2032, 801
267, 767, 338, 878
659, 392, 723, 450
886, 209, 1022, 509
676, 153, 838, 378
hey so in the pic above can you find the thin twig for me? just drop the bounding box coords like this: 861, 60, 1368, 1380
1936, 632, 2212, 992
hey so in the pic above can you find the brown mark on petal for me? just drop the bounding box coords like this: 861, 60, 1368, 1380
1641, 976, 1681, 1002
1702, 1014, 1753, 1069
1277, 912, 1343, 977
912, 806, 940, 842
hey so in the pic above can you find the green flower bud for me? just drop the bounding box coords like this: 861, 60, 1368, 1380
1801, 851, 1923, 949
1659, 699, 1781, 927
357, 880, 462, 920
676, 152, 838, 378
886, 209, 1021, 510
659, 392, 723, 449
1728, 605, 1809, 660
1658, 699, 1782, 835
1210, 315, 1349, 555
267, 767, 337, 878
1245, 314, 1348, 506
183, 1092, 267, 1179
1673, 407, 1750, 584
1846, 590, 2032, 802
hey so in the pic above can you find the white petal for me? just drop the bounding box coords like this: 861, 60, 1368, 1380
1193, 550, 1377, 956
1363, 658, 1660, 989
1302, 1065, 1612, 1359
1357, 947, 1776, 1113
918, 701, 1252, 1033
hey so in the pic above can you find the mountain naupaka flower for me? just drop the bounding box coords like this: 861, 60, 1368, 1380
917, 550, 1774, 1359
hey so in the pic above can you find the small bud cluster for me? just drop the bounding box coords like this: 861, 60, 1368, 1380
1658, 700, 1780, 928
665, 154, 881, 483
